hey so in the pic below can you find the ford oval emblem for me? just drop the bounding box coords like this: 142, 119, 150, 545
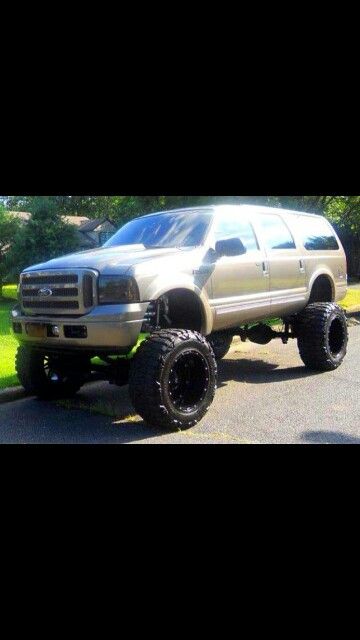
38, 288, 53, 297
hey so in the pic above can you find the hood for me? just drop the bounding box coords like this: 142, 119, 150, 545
24, 244, 195, 275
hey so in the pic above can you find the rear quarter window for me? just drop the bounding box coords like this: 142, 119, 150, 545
300, 217, 339, 251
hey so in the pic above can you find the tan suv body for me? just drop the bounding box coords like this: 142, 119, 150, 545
12, 205, 347, 351
205, 205, 347, 331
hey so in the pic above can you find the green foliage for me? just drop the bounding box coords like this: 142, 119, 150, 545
0, 205, 21, 294
2, 195, 32, 211
0, 205, 20, 254
324, 196, 360, 235
6, 197, 79, 280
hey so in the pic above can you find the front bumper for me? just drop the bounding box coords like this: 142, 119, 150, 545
10, 302, 149, 352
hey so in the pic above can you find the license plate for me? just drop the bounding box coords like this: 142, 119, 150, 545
25, 323, 46, 338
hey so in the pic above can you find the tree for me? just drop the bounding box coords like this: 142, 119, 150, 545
4, 193, 360, 240
6, 197, 79, 280
0, 206, 21, 296
3, 194, 360, 222
2, 195, 32, 211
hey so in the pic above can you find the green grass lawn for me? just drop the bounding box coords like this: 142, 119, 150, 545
339, 288, 360, 310
0, 294, 19, 390
2, 284, 18, 301
0, 284, 360, 391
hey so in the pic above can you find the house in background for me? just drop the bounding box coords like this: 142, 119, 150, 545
76, 218, 117, 249
9, 211, 31, 223
8, 212, 117, 249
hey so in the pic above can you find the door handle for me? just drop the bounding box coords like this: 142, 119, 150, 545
299, 259, 305, 273
256, 261, 269, 276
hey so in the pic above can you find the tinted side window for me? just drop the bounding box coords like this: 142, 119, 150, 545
258, 214, 296, 250
301, 217, 339, 251
214, 212, 259, 252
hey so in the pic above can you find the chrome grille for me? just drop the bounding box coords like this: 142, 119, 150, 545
23, 274, 78, 285
22, 287, 78, 298
20, 269, 97, 315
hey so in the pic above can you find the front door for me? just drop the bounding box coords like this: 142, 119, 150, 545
209, 209, 270, 330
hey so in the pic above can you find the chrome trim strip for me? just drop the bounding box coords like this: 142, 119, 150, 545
21, 283, 78, 290
215, 300, 269, 316
213, 289, 307, 316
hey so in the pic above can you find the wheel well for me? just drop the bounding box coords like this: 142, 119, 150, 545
163, 289, 204, 332
309, 275, 334, 303
144, 289, 204, 333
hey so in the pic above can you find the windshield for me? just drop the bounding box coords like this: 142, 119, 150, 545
104, 210, 213, 249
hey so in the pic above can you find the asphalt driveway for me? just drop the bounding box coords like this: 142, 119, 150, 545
1, 318, 360, 444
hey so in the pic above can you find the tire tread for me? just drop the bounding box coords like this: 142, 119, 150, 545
296, 303, 348, 371
129, 329, 217, 430
15, 346, 83, 398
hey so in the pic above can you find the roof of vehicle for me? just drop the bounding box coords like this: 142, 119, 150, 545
140, 205, 323, 219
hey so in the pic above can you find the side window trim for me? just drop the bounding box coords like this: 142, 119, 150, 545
248, 219, 261, 251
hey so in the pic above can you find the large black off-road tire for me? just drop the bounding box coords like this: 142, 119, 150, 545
128, 329, 217, 430
208, 333, 233, 361
296, 303, 348, 372
15, 346, 86, 398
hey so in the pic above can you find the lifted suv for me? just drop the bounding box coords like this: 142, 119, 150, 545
12, 205, 349, 430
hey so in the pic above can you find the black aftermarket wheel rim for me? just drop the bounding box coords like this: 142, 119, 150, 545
168, 349, 210, 413
328, 317, 346, 357
44, 355, 63, 384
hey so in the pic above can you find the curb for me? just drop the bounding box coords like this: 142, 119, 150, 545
0, 386, 28, 404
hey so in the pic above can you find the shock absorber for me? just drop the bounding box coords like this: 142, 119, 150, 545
141, 296, 171, 332
142, 301, 158, 332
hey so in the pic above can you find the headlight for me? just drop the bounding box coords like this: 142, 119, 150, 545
98, 276, 140, 304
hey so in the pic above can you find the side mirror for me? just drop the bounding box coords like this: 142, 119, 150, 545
215, 237, 247, 257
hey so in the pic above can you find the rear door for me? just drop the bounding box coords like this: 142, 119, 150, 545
295, 215, 347, 302
254, 212, 307, 317
209, 209, 271, 329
